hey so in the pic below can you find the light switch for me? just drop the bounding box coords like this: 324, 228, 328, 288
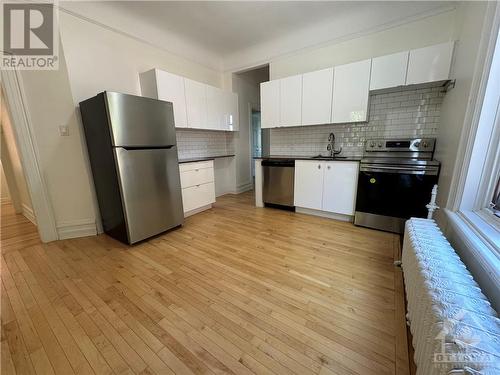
59, 125, 69, 136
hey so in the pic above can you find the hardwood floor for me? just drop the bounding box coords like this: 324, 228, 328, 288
1, 192, 410, 375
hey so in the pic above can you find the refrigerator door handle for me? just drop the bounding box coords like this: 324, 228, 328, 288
120, 145, 176, 151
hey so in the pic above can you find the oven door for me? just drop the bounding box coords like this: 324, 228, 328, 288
355, 164, 439, 232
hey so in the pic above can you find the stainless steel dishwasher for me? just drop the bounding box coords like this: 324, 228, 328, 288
262, 159, 295, 209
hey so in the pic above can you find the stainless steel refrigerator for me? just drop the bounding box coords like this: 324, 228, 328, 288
79, 91, 184, 245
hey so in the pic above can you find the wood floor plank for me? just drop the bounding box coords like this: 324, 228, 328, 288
1, 192, 410, 375
1, 333, 18, 375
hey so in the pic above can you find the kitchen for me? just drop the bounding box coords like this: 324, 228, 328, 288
255, 42, 449, 233
1, 2, 499, 375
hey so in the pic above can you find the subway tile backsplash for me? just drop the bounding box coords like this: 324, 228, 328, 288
176, 129, 235, 160
270, 86, 445, 157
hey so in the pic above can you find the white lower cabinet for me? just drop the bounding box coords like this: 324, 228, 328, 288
322, 161, 359, 215
294, 160, 358, 216
179, 160, 215, 216
294, 160, 324, 210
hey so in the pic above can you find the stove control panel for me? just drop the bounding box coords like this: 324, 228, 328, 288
365, 138, 435, 153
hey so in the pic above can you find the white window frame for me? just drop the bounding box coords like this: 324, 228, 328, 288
450, 4, 500, 255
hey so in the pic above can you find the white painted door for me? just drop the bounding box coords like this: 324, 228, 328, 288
206, 85, 224, 130
322, 161, 359, 215
184, 78, 208, 129
260, 80, 280, 128
279, 75, 302, 127
332, 59, 371, 123
370, 51, 409, 91
302, 68, 334, 126
294, 160, 324, 210
406, 42, 454, 85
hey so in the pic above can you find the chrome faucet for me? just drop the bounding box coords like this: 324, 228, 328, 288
327, 133, 342, 157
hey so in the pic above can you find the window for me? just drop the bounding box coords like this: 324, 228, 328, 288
491, 175, 500, 217
455, 24, 500, 251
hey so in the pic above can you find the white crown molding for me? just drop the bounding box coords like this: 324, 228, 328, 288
57, 5, 223, 72
223, 4, 457, 73
57, 3, 456, 76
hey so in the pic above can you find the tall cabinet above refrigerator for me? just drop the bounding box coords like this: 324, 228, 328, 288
80, 91, 184, 245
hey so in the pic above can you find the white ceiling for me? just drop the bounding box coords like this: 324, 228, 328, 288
60, 1, 455, 71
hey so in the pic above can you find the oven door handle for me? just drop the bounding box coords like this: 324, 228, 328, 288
360, 165, 438, 175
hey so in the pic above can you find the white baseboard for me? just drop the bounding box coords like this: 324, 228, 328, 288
22, 203, 37, 225
296, 207, 353, 222
184, 204, 212, 217
57, 218, 97, 240
235, 181, 254, 194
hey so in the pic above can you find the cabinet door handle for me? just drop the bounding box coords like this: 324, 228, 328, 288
327, 165, 331, 170
318, 165, 321, 169
195, 169, 199, 172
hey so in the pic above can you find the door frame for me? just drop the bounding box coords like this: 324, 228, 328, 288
250, 108, 261, 178
1, 69, 59, 242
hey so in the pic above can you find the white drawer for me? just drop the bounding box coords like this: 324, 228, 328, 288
180, 167, 214, 189
179, 160, 213, 172
182, 182, 215, 213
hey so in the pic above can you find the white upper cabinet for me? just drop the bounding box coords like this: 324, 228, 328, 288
370, 51, 409, 91
406, 42, 454, 85
184, 78, 208, 130
279, 74, 302, 127
294, 160, 324, 210
332, 59, 371, 123
322, 161, 358, 215
140, 69, 238, 131
259, 42, 454, 129
302, 68, 334, 126
140, 69, 188, 128
224, 91, 239, 131
261, 80, 280, 128
206, 85, 224, 130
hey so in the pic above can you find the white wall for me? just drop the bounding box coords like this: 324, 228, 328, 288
19, 44, 94, 233
269, 10, 457, 80
15, 11, 224, 239
433, 2, 498, 310
435, 2, 488, 214
59, 11, 221, 105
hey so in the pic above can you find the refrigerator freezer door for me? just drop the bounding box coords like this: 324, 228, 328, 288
114, 147, 184, 244
106, 92, 177, 147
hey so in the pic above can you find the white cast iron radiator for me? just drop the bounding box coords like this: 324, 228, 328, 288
402, 218, 500, 374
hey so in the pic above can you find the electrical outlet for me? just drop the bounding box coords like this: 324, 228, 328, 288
59, 125, 69, 136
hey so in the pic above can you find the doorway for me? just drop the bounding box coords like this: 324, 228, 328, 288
1, 85, 36, 225
251, 110, 261, 177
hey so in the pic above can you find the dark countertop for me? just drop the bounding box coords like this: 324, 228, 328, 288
178, 154, 235, 164
253, 155, 362, 162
